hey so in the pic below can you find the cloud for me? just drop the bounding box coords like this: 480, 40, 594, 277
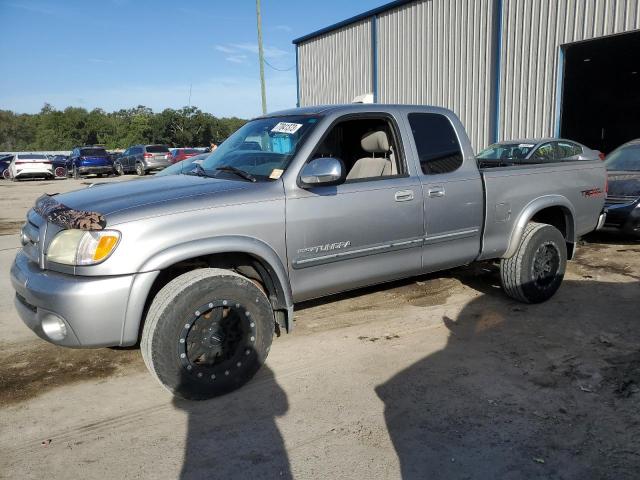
225, 55, 247, 64
215, 45, 236, 54
88, 58, 114, 64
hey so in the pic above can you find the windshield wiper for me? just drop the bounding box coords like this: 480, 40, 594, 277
215, 165, 256, 182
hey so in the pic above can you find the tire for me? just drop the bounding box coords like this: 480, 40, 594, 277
96, 173, 103, 178
2, 169, 10, 180
141, 268, 275, 400
72, 165, 80, 179
54, 166, 66, 178
135, 162, 146, 176
500, 222, 567, 303
114, 162, 124, 176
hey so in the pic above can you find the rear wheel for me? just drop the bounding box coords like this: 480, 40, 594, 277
500, 222, 567, 303
114, 162, 124, 176
54, 166, 66, 178
135, 162, 146, 176
72, 165, 80, 179
141, 268, 275, 400
2, 169, 10, 180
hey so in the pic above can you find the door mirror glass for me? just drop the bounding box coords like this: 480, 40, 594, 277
300, 157, 345, 186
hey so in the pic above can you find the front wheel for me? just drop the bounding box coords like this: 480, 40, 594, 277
141, 268, 275, 400
500, 222, 567, 303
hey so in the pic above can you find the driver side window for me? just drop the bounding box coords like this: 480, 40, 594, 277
532, 143, 555, 162
310, 117, 404, 182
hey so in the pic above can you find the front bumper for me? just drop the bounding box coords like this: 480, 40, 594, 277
604, 200, 640, 238
11, 251, 137, 347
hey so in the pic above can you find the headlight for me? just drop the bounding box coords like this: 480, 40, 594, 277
47, 229, 121, 265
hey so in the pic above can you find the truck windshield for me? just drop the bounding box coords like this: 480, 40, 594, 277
604, 144, 640, 171
477, 143, 535, 161
200, 115, 320, 181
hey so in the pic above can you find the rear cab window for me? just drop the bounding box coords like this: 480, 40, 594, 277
408, 113, 463, 174
80, 148, 107, 157
146, 145, 170, 153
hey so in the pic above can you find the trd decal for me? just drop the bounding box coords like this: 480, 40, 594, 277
581, 188, 604, 198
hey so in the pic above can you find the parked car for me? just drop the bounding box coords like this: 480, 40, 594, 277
170, 148, 201, 164
51, 155, 69, 178
477, 138, 600, 165
1, 154, 13, 179
11, 104, 606, 400
602, 139, 640, 238
68, 146, 113, 179
7, 153, 53, 181
155, 153, 209, 177
115, 144, 171, 176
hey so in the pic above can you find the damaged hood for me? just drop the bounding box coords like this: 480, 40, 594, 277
42, 175, 252, 227
607, 171, 640, 198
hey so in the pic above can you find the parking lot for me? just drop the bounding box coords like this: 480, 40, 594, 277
0, 177, 638, 479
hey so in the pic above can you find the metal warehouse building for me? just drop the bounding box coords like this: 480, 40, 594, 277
293, 0, 640, 153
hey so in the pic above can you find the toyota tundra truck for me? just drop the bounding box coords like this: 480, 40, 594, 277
11, 104, 607, 400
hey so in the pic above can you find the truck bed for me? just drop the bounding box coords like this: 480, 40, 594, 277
477, 159, 606, 261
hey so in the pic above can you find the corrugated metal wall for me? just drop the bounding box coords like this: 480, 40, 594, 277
377, 0, 497, 151
498, 0, 640, 141
297, 19, 373, 106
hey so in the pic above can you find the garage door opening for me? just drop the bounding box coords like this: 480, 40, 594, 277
560, 31, 640, 154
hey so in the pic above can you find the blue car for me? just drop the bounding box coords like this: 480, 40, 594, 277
67, 146, 114, 179
1, 154, 13, 179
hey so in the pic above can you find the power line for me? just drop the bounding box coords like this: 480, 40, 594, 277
264, 58, 296, 72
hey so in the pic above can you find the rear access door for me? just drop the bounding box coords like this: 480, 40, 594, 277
403, 111, 484, 272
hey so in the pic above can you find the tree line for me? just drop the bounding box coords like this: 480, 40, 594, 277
0, 104, 248, 152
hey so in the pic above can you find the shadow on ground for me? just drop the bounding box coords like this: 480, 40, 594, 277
376, 271, 640, 479
173, 365, 292, 479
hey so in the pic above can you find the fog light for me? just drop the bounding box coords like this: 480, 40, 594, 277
41, 314, 68, 341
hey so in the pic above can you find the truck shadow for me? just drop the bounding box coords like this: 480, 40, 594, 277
375, 274, 640, 479
173, 365, 292, 479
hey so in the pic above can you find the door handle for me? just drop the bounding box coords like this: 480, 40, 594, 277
395, 190, 414, 202
428, 186, 445, 198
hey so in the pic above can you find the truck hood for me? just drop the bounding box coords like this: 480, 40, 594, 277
53, 175, 251, 224
607, 171, 640, 197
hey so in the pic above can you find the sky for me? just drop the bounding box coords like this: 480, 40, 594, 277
0, 0, 387, 118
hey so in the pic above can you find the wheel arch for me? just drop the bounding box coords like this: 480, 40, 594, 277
504, 195, 576, 259
122, 236, 293, 346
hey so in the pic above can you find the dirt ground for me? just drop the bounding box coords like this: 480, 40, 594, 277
0, 177, 639, 479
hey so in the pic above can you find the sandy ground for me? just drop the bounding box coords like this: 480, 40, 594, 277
0, 177, 639, 479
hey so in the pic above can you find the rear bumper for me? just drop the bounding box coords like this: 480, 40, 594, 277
14, 168, 53, 178
144, 160, 171, 171
77, 165, 113, 174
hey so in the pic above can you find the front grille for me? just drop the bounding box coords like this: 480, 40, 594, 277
21, 211, 44, 265
16, 293, 37, 313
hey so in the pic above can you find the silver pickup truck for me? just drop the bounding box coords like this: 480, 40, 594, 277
11, 104, 606, 399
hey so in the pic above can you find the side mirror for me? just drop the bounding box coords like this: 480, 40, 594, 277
300, 157, 345, 187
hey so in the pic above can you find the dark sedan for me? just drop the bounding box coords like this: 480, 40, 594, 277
1, 154, 12, 179
603, 139, 640, 238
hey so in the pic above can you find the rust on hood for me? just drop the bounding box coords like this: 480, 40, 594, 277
34, 194, 106, 230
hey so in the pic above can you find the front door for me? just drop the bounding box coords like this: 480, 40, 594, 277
285, 115, 424, 302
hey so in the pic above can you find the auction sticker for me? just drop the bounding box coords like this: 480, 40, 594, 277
269, 169, 284, 179
271, 122, 303, 134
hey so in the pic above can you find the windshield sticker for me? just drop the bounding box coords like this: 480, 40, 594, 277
271, 122, 303, 134
269, 168, 284, 179
518, 144, 535, 148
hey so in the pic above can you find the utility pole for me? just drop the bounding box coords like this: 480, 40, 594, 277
256, 0, 267, 114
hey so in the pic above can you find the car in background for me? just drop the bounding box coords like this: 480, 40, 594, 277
115, 144, 171, 176
1, 154, 13, 179
169, 148, 201, 164
51, 155, 69, 178
602, 139, 640, 238
68, 146, 114, 179
155, 152, 210, 177
7, 153, 53, 181
477, 138, 600, 166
